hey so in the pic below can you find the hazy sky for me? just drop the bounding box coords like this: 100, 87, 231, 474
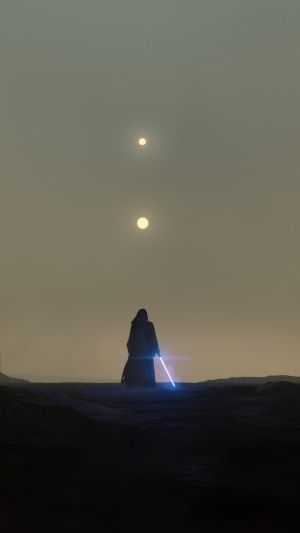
1, 1, 300, 381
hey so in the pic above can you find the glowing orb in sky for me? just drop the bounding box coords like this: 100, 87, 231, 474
138, 137, 147, 146
137, 217, 149, 230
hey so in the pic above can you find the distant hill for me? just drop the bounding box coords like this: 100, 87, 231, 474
199, 375, 300, 387
1, 373, 299, 387
0, 372, 29, 385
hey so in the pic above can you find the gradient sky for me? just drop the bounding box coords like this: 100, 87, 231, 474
1, 1, 300, 381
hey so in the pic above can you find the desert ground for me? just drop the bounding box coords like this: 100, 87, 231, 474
0, 374, 299, 532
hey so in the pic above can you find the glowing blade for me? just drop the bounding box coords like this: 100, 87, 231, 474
159, 357, 176, 388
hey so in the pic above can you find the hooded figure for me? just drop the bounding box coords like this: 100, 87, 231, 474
121, 309, 161, 387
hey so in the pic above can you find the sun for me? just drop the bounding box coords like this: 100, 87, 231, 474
137, 217, 149, 230
138, 137, 147, 146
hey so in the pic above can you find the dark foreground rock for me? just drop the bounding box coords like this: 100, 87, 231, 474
0, 380, 299, 532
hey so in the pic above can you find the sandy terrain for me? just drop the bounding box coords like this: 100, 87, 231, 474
0, 376, 299, 532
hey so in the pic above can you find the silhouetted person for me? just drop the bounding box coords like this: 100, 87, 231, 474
121, 308, 161, 387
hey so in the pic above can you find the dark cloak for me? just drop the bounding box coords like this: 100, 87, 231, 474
121, 311, 160, 387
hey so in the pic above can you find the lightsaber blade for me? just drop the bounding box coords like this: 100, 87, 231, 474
159, 356, 176, 388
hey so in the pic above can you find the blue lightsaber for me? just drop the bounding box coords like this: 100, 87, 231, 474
159, 356, 176, 388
